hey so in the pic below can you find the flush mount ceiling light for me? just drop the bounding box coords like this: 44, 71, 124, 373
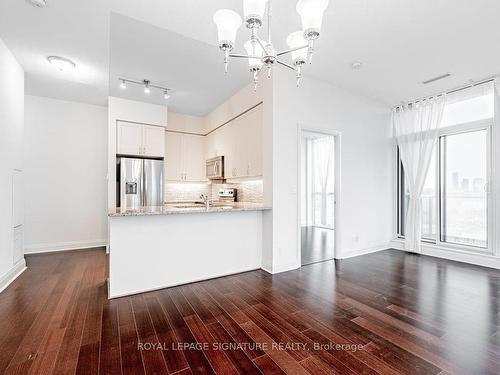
351, 61, 363, 70
26, 0, 47, 8
214, 0, 329, 89
47, 56, 75, 71
118, 78, 172, 100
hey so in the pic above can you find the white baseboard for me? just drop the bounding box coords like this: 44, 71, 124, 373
24, 239, 107, 254
262, 261, 301, 275
0, 258, 27, 293
390, 240, 500, 269
336, 243, 390, 260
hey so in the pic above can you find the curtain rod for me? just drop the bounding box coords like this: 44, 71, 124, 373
394, 75, 498, 109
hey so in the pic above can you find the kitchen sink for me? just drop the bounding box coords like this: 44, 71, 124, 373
170, 202, 234, 210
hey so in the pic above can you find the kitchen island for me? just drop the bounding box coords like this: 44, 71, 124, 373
108, 202, 271, 298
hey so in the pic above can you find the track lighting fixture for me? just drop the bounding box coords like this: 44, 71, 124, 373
118, 78, 172, 99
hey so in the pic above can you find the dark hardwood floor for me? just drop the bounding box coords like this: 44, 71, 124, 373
1, 248, 500, 374
301, 226, 335, 266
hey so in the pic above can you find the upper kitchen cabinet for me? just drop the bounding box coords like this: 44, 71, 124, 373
165, 132, 205, 182
219, 105, 263, 180
116, 121, 165, 158
142, 125, 166, 157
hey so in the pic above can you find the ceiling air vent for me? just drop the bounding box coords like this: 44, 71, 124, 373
422, 73, 451, 85
26, 0, 47, 7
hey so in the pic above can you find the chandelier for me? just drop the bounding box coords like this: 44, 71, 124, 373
213, 0, 329, 89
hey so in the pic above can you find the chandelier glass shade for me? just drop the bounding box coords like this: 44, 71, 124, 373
243, 0, 268, 27
213, 0, 329, 88
296, 0, 329, 38
244, 40, 265, 71
286, 31, 308, 65
213, 9, 242, 50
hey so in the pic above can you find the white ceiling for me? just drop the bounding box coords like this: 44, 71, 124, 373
109, 14, 251, 116
0, 0, 499, 112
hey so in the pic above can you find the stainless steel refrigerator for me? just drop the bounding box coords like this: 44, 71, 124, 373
117, 157, 163, 208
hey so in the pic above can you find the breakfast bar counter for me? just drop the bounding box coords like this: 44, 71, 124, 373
107, 203, 270, 298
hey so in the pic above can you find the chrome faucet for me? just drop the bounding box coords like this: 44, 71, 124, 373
200, 194, 210, 209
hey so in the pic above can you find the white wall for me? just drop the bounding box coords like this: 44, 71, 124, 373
0, 38, 25, 290
268, 69, 393, 272
24, 95, 108, 253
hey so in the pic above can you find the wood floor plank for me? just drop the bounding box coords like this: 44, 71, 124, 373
163, 290, 216, 375
131, 294, 169, 374
144, 294, 189, 374
117, 298, 146, 375
184, 314, 239, 375
99, 300, 122, 375
253, 355, 286, 375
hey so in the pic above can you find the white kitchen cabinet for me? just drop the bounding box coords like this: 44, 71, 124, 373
165, 132, 184, 181
116, 121, 165, 158
117, 122, 142, 156
183, 134, 205, 182
223, 105, 263, 179
165, 132, 205, 182
244, 105, 263, 177
142, 125, 165, 157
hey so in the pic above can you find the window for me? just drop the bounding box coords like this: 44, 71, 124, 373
396, 81, 494, 251
440, 130, 488, 247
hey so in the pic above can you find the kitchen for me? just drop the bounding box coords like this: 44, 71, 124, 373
107, 78, 271, 300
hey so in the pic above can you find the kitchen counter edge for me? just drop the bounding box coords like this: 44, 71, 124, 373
108, 204, 272, 217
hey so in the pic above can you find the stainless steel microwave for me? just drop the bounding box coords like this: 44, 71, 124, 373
206, 156, 224, 180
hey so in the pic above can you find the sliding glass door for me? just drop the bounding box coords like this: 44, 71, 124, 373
440, 129, 489, 248
396, 80, 494, 253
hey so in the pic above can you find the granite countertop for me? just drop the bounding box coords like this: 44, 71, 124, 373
108, 202, 271, 217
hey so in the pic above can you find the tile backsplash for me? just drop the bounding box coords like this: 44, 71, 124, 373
165, 180, 263, 203
210, 180, 263, 203
164, 183, 210, 203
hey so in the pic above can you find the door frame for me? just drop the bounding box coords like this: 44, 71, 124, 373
297, 125, 341, 265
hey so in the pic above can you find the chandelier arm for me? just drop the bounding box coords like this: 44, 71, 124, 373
276, 44, 309, 57
228, 53, 259, 59
254, 36, 271, 55
276, 59, 297, 71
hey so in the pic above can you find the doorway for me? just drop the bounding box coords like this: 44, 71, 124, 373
299, 129, 338, 266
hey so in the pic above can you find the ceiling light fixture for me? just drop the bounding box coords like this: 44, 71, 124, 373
143, 80, 151, 94
47, 56, 75, 71
351, 61, 363, 70
26, 0, 47, 8
118, 78, 172, 98
213, 0, 329, 89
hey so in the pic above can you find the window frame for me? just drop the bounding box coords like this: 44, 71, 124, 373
395, 118, 494, 255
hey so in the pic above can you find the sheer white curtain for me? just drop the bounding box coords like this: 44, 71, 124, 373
312, 136, 335, 227
393, 97, 445, 252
